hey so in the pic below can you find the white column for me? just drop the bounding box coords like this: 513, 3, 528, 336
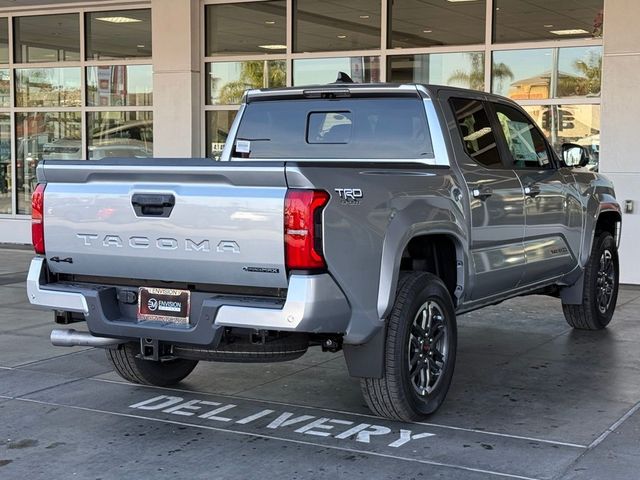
600, 0, 640, 284
151, 0, 200, 157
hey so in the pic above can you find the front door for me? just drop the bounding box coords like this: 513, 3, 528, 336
490, 101, 581, 285
445, 95, 526, 300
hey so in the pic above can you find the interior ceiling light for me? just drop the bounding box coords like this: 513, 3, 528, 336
96, 16, 142, 23
544, 24, 554, 28
550, 28, 589, 35
265, 20, 276, 24
337, 34, 347, 39
423, 29, 433, 33
258, 44, 287, 50
359, 15, 370, 19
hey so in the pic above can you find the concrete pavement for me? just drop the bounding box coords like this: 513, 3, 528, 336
1, 247, 640, 479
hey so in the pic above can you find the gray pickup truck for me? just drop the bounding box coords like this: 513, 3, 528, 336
27, 83, 621, 421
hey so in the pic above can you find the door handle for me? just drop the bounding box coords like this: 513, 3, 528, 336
524, 185, 541, 198
471, 186, 493, 201
131, 193, 175, 217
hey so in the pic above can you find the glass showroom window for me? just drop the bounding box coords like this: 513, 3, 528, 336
0, 18, 7, 63
86, 9, 152, 60
86, 65, 152, 107
557, 46, 602, 98
205, 1, 287, 159
388, 0, 485, 48
294, 0, 381, 53
294, 56, 380, 85
522, 104, 600, 169
388, 52, 485, 90
87, 111, 153, 160
14, 14, 80, 63
0, 113, 10, 215
85, 9, 153, 167
493, 0, 604, 43
206, 110, 237, 160
491, 48, 553, 100
492, 47, 603, 100
16, 112, 82, 214
15, 67, 82, 107
207, 60, 286, 105
206, 1, 286, 56
8, 9, 153, 217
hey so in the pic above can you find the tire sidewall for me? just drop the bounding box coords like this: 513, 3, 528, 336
392, 274, 457, 416
588, 233, 619, 327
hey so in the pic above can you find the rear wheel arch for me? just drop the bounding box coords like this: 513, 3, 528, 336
398, 233, 465, 303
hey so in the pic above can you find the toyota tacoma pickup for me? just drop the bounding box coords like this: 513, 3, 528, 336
27, 82, 621, 421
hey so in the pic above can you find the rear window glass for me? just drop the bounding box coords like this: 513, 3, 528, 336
234, 97, 433, 159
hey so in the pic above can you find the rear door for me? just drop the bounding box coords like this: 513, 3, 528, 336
443, 94, 526, 300
489, 101, 580, 284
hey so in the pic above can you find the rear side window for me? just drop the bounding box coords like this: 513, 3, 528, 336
449, 97, 503, 169
234, 97, 433, 159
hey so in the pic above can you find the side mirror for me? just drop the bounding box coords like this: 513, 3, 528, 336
562, 143, 590, 168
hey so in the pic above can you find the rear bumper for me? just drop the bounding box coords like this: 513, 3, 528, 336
27, 257, 351, 346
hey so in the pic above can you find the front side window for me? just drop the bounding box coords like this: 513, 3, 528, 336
449, 97, 502, 168
494, 103, 551, 169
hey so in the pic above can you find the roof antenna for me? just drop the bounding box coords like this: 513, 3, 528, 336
333, 71, 354, 84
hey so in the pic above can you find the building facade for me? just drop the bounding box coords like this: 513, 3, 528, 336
0, 0, 637, 284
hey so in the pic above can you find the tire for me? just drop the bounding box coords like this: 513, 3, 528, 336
360, 272, 457, 421
106, 343, 198, 387
562, 232, 619, 330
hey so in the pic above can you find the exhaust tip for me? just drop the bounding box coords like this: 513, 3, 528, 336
51, 328, 125, 348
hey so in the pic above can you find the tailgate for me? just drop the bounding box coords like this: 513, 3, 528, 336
39, 159, 288, 289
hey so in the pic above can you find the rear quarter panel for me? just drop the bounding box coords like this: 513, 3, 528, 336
286, 163, 467, 344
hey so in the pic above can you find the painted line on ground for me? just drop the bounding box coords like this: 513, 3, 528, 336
15, 396, 543, 480
588, 399, 640, 449
90, 376, 588, 449
13, 347, 93, 368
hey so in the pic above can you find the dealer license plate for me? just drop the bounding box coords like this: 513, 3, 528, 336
137, 287, 191, 324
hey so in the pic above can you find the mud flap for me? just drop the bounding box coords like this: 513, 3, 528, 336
560, 270, 585, 305
343, 327, 385, 378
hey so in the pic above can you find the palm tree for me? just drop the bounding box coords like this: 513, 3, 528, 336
447, 53, 513, 92
557, 51, 602, 97
217, 60, 286, 105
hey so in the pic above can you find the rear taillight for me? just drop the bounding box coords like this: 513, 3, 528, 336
31, 183, 46, 255
284, 189, 329, 270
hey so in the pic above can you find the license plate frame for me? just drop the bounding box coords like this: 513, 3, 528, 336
137, 287, 191, 325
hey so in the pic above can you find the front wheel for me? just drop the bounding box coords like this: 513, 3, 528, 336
361, 272, 457, 421
106, 343, 199, 387
562, 231, 619, 330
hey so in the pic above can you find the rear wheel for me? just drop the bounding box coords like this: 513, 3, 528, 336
361, 272, 457, 421
562, 231, 619, 330
106, 343, 198, 387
